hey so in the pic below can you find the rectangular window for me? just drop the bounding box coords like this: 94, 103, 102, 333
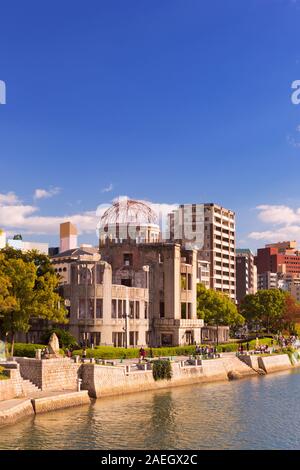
181, 303, 187, 319
96, 299, 103, 318
118, 299, 123, 318
160, 302, 165, 318
79, 299, 85, 319
144, 301, 148, 319
181, 274, 187, 290
187, 273, 192, 290
129, 301, 134, 318
111, 299, 117, 318
96, 265, 103, 284
95, 332, 101, 346
135, 301, 140, 319
129, 331, 135, 346
187, 303, 192, 319
123, 253, 133, 266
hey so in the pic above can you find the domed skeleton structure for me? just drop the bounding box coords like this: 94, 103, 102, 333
98, 197, 160, 244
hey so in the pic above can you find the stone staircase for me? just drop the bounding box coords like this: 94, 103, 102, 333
221, 353, 258, 379
20, 378, 42, 397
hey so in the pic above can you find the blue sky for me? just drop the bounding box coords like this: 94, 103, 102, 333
1, 0, 300, 250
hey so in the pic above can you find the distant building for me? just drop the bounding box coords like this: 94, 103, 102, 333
255, 241, 300, 276
60, 222, 78, 253
257, 272, 278, 290
6, 234, 48, 254
235, 249, 257, 303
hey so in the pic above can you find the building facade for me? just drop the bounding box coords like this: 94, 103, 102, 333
168, 203, 236, 300
52, 248, 149, 348
99, 240, 203, 347
235, 249, 257, 304
255, 241, 300, 276
257, 271, 278, 290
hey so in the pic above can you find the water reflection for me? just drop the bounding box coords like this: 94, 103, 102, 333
2, 369, 300, 449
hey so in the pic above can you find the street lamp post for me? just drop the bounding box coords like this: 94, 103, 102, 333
123, 313, 130, 349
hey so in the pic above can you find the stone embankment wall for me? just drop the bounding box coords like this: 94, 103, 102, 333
258, 355, 292, 373
31, 391, 90, 414
0, 399, 34, 427
15, 357, 80, 391
0, 369, 24, 401
239, 354, 293, 373
81, 355, 258, 398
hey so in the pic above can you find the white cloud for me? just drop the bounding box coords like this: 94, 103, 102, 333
0, 192, 21, 206
0, 191, 98, 236
256, 204, 300, 225
248, 204, 300, 244
101, 183, 113, 193
34, 187, 61, 200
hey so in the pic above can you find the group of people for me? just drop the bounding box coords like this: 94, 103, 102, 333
195, 345, 218, 358
277, 335, 297, 348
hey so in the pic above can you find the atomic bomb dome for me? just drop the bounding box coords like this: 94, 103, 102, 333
98, 197, 161, 244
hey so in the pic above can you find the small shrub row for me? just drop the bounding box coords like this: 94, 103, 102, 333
10, 343, 45, 358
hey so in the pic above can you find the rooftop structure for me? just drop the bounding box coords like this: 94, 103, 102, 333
98, 197, 160, 244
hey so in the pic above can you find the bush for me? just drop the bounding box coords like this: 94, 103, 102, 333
152, 360, 172, 381
72, 346, 140, 360
11, 343, 45, 358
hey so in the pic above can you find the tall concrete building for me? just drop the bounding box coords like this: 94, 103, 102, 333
60, 222, 78, 253
168, 203, 236, 300
235, 249, 257, 304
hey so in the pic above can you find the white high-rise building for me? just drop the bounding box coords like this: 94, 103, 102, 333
168, 203, 236, 300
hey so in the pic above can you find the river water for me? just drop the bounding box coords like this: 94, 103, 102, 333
1, 368, 300, 450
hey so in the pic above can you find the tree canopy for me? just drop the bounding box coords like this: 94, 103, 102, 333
240, 289, 300, 333
197, 283, 244, 326
0, 248, 67, 355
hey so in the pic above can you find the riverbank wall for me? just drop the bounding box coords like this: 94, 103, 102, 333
81, 355, 262, 398
238, 353, 294, 373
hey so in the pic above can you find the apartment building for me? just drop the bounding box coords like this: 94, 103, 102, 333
236, 249, 257, 304
168, 203, 236, 300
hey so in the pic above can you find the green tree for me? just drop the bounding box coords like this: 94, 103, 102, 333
240, 289, 286, 333
0, 249, 67, 355
197, 283, 244, 327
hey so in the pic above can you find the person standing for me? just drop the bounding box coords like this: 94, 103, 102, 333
139, 346, 146, 361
